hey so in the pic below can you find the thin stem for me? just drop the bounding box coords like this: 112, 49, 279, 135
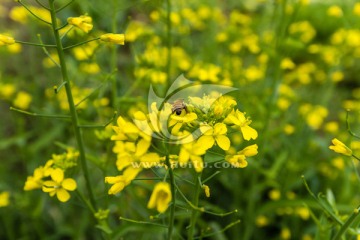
63, 38, 100, 50
17, 0, 51, 25
110, 0, 118, 109
78, 112, 117, 128
48, 0, 97, 210
165, 155, 176, 240
56, 22, 69, 31
194, 220, 241, 239
332, 205, 360, 240
35, 0, 50, 10
346, 110, 360, 139
15, 40, 56, 48
56, 0, 74, 12
36, 34, 61, 68
188, 173, 201, 240
10, 107, 71, 119
165, 0, 172, 90
119, 216, 167, 228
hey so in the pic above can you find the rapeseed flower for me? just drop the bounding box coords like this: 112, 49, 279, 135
67, 15, 93, 33
24, 160, 54, 191
179, 142, 207, 172
147, 182, 172, 213
100, 33, 125, 45
197, 123, 230, 150
225, 109, 258, 140
0, 192, 10, 207
169, 111, 197, 135
105, 167, 142, 195
329, 138, 352, 156
42, 168, 77, 202
0, 34, 15, 46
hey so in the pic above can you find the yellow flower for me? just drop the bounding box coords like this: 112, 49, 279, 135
111, 116, 142, 141
238, 144, 258, 157
169, 111, 197, 135
147, 182, 172, 213
67, 15, 93, 33
225, 154, 248, 168
179, 142, 207, 172
0, 34, 15, 46
202, 184, 210, 197
100, 33, 125, 45
329, 138, 352, 156
225, 109, 258, 140
0, 191, 10, 207
13, 91, 32, 110
354, 3, 360, 16
255, 215, 269, 227
24, 160, 54, 191
327, 5, 343, 17
42, 168, 77, 202
115, 139, 160, 170
105, 167, 142, 195
197, 123, 230, 150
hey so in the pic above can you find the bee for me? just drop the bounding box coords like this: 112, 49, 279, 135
171, 99, 187, 115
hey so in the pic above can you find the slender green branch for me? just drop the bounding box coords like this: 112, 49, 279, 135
36, 34, 61, 68
165, 155, 176, 240
188, 173, 201, 240
332, 206, 360, 240
17, 0, 51, 25
54, 81, 67, 93
60, 25, 74, 40
352, 154, 360, 162
35, 0, 50, 10
119, 216, 167, 228
10, 107, 71, 119
165, 0, 172, 90
56, 0, 74, 12
75, 189, 95, 214
15, 40, 56, 48
346, 110, 360, 139
63, 38, 100, 50
75, 84, 104, 108
202, 171, 221, 184
48, 0, 97, 210
194, 220, 241, 239
78, 112, 117, 128
110, 1, 118, 109
56, 22, 69, 31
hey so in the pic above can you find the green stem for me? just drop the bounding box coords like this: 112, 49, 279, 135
332, 205, 360, 240
62, 38, 100, 50
188, 173, 201, 240
15, 40, 56, 48
110, 0, 118, 109
165, 0, 172, 90
48, 0, 97, 210
165, 154, 176, 240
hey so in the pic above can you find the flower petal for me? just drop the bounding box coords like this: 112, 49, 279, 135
62, 178, 77, 191
135, 139, 151, 157
197, 135, 215, 150
51, 168, 64, 183
214, 123, 227, 135
190, 155, 204, 172
215, 135, 231, 151
56, 189, 70, 202
241, 125, 258, 140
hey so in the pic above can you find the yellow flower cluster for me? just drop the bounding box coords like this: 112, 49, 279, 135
24, 149, 78, 202
67, 15, 93, 33
105, 94, 258, 213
